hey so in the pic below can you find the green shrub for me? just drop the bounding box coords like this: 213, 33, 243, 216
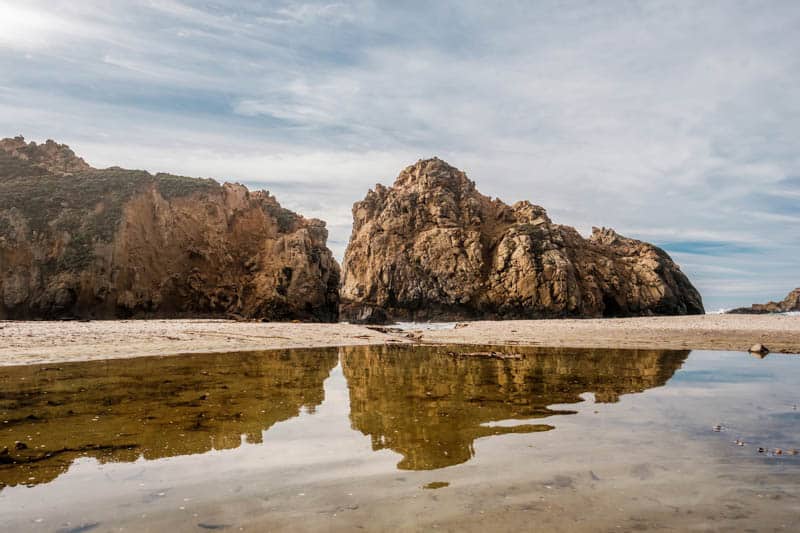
155, 173, 220, 200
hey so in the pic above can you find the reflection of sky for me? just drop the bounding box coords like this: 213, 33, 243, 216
2, 349, 800, 530
0, 359, 401, 529
2, 2, 800, 309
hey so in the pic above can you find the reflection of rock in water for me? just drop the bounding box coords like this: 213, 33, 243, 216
0, 348, 338, 489
341, 345, 688, 470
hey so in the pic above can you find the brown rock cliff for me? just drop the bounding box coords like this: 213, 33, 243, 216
341, 158, 703, 322
0, 137, 340, 321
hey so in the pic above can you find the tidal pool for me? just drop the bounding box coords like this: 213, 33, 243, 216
0, 345, 798, 531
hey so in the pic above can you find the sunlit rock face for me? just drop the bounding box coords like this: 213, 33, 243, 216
340, 158, 704, 322
0, 349, 339, 489
728, 288, 800, 314
341, 345, 689, 470
0, 137, 340, 321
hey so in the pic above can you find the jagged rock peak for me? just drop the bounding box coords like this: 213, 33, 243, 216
341, 159, 704, 323
0, 136, 91, 175
590, 226, 623, 245
393, 157, 477, 192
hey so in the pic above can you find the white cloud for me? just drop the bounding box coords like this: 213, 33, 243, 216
262, 2, 358, 25
0, 4, 63, 49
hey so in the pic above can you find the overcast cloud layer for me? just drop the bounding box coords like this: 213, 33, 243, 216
1, 0, 798, 310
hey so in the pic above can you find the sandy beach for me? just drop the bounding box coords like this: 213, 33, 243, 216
1, 314, 798, 366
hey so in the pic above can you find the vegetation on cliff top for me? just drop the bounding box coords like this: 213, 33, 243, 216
0, 140, 222, 270
2, 176, 219, 274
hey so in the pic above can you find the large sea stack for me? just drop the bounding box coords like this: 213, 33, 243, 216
341, 158, 704, 323
0, 137, 340, 321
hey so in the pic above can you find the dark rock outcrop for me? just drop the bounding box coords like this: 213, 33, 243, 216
0, 136, 340, 321
728, 288, 800, 314
341, 158, 704, 322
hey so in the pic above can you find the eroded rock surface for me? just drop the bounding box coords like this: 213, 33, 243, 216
0, 137, 339, 320
728, 288, 800, 314
341, 158, 703, 322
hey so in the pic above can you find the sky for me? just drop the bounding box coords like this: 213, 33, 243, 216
1, 0, 798, 311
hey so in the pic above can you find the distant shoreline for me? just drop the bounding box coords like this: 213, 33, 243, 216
1, 314, 798, 367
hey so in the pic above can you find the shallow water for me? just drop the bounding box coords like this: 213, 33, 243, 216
391, 321, 459, 331
1, 345, 799, 532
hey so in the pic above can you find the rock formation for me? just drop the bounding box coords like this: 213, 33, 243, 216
0, 136, 339, 320
728, 288, 800, 314
341, 158, 704, 322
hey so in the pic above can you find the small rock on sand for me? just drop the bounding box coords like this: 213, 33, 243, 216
749, 343, 769, 355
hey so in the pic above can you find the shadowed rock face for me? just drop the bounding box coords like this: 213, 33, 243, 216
0, 348, 339, 489
341, 344, 689, 470
728, 288, 800, 314
0, 137, 340, 321
341, 158, 704, 322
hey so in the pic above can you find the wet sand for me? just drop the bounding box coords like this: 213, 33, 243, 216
1, 314, 798, 365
